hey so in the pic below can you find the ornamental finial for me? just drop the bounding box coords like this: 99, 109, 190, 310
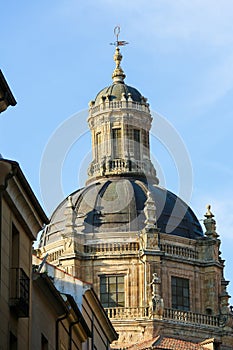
111, 26, 128, 83
203, 204, 218, 238
205, 204, 214, 219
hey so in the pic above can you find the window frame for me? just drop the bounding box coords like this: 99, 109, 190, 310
112, 128, 122, 159
133, 129, 141, 160
95, 132, 101, 162
171, 276, 190, 311
99, 274, 125, 308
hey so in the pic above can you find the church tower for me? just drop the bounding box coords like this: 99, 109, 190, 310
39, 31, 233, 349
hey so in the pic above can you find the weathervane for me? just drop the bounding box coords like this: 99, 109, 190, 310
110, 26, 129, 47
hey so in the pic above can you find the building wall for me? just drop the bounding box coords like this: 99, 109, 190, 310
0, 196, 32, 350
82, 293, 111, 350
31, 278, 85, 350
32, 255, 118, 349
31, 283, 59, 350
0, 160, 48, 350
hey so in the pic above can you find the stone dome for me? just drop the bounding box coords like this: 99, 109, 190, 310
40, 45, 204, 249
94, 83, 144, 105
40, 177, 203, 247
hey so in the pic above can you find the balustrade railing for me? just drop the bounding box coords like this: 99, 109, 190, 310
160, 243, 198, 260
104, 306, 219, 327
105, 307, 149, 319
84, 242, 139, 254
89, 158, 153, 178
89, 100, 150, 115
163, 308, 219, 327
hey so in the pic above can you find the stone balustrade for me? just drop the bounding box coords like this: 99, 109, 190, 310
163, 308, 219, 327
160, 243, 198, 260
105, 306, 149, 319
105, 306, 220, 328
89, 100, 150, 116
84, 242, 139, 254
88, 158, 157, 179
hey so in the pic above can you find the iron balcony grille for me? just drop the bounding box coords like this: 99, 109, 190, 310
9, 268, 30, 317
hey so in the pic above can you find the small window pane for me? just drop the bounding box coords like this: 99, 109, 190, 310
109, 283, 117, 292
101, 294, 109, 303
118, 283, 124, 292
100, 283, 107, 293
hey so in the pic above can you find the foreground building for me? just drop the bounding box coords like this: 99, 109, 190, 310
31, 271, 92, 350
0, 159, 48, 349
32, 255, 118, 349
38, 39, 233, 349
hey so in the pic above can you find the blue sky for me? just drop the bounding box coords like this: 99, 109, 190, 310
1, 1, 233, 301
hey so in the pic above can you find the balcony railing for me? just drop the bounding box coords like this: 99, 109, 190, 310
9, 268, 30, 317
105, 306, 149, 320
163, 308, 219, 327
89, 100, 150, 116
88, 158, 157, 181
84, 242, 139, 255
104, 306, 220, 328
160, 243, 198, 260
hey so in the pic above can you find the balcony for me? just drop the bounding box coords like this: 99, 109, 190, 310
105, 306, 220, 328
105, 306, 149, 320
84, 242, 139, 255
88, 158, 158, 181
9, 268, 30, 317
163, 308, 219, 327
89, 100, 150, 116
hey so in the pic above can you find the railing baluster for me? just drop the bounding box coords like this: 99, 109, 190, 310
104, 306, 219, 328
